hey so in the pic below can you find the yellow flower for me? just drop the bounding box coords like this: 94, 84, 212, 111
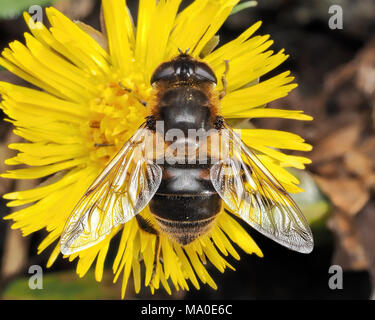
0, 0, 312, 298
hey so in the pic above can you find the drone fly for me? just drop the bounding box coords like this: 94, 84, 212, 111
60, 52, 314, 271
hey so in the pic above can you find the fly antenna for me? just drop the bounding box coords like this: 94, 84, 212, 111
178, 48, 190, 55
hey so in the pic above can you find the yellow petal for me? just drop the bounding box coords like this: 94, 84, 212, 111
221, 71, 297, 111
102, 0, 134, 74
239, 128, 313, 151
224, 108, 313, 121
1, 157, 88, 179
167, 0, 240, 58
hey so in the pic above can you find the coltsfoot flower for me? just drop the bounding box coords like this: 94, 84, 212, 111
0, 0, 312, 298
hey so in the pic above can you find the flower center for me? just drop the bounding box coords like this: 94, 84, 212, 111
83, 73, 151, 168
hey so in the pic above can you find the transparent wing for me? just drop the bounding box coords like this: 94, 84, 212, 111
60, 123, 162, 255
210, 122, 314, 253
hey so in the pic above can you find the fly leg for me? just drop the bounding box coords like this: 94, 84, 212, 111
89, 121, 115, 148
94, 143, 115, 147
151, 235, 161, 283
219, 60, 230, 100
89, 121, 115, 147
119, 82, 147, 106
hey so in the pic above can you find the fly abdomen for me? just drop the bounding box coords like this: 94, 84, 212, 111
150, 192, 221, 221
153, 213, 217, 246
148, 163, 222, 245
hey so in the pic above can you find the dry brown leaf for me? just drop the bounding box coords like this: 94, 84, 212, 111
356, 202, 375, 299
314, 176, 370, 216
355, 39, 375, 96
1, 179, 39, 280
344, 149, 374, 178
311, 121, 362, 163
53, 0, 96, 20
359, 136, 375, 158
325, 61, 357, 93
328, 210, 369, 271
314, 160, 340, 177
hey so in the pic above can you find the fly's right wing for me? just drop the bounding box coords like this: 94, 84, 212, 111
210, 122, 314, 253
60, 123, 162, 255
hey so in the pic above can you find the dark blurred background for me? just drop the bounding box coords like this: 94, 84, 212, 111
1, 0, 375, 300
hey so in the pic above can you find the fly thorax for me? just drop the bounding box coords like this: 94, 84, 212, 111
158, 86, 213, 135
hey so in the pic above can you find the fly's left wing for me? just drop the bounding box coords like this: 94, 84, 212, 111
60, 123, 162, 255
210, 122, 314, 253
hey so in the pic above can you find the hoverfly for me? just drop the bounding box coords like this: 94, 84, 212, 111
60, 52, 314, 271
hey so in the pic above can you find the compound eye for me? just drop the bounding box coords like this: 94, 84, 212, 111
150, 63, 175, 84
195, 63, 217, 83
